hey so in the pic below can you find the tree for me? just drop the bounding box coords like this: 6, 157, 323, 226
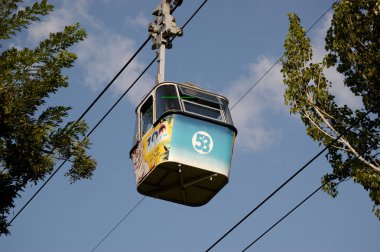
0, 0, 96, 235
281, 0, 380, 219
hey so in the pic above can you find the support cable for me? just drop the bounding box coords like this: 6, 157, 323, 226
181, 0, 208, 29
7, 54, 157, 227
89, 1, 337, 250
242, 162, 358, 251
241, 182, 326, 252
204, 109, 372, 252
230, 0, 337, 110
7, 38, 149, 226
7, 0, 190, 228
90, 197, 146, 252
240, 177, 353, 252
86, 0, 331, 252
7, 23, 151, 228
86, 1, 210, 251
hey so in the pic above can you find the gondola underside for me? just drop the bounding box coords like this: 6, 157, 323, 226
137, 161, 228, 206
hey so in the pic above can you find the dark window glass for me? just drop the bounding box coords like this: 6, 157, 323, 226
156, 85, 181, 119
179, 86, 221, 108
140, 96, 153, 136
182, 96, 221, 109
183, 100, 221, 120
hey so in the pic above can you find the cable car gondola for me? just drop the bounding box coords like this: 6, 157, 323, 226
130, 82, 237, 206
129, 0, 237, 206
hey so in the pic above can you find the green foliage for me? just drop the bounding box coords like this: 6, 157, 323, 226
325, 0, 380, 115
281, 0, 380, 220
0, 0, 53, 40
0, 0, 96, 235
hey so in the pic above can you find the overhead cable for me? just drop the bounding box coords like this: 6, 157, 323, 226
7, 17, 153, 229
204, 108, 372, 252
230, 0, 337, 110
86, 0, 339, 250
90, 197, 146, 252
241, 178, 354, 251
87, 1, 211, 251
7, 0, 190, 228
241, 182, 326, 252
7, 37, 150, 226
89, 1, 339, 250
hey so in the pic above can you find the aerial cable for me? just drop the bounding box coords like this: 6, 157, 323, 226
181, 0, 208, 29
230, 0, 337, 110
7, 37, 150, 225
90, 196, 146, 252
7, 53, 157, 227
241, 135, 373, 252
7, 18, 150, 228
87, 1, 212, 250
7, 45, 150, 225
88, 0, 336, 249
241, 177, 355, 251
241, 182, 326, 252
6, 0, 191, 228
86, 57, 157, 137
75, 37, 150, 124
242, 156, 361, 251
85, 0, 336, 249
204, 108, 372, 252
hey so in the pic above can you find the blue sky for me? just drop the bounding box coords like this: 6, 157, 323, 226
2, 0, 379, 251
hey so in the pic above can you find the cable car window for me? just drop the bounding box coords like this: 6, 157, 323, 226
178, 85, 227, 121
183, 100, 222, 120
156, 85, 181, 119
140, 96, 153, 136
179, 86, 221, 106
182, 95, 221, 110
221, 99, 234, 125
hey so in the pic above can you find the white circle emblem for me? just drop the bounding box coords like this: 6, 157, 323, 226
192, 131, 213, 154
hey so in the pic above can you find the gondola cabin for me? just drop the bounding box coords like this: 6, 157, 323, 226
130, 82, 237, 206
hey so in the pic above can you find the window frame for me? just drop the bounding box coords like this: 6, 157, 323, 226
182, 99, 225, 121
155, 84, 182, 121
139, 95, 155, 138
176, 85, 227, 123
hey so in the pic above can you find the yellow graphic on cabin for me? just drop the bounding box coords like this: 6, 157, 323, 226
132, 116, 174, 184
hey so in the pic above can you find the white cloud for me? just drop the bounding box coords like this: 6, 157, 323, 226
27, 0, 99, 43
125, 12, 151, 28
27, 7, 69, 42
26, 0, 154, 106
76, 32, 153, 105
225, 56, 284, 152
227, 11, 363, 153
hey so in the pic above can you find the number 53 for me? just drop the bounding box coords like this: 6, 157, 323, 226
192, 131, 213, 154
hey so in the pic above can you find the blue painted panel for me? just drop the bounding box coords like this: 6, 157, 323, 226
169, 114, 235, 176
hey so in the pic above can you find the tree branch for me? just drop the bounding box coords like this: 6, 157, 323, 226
309, 96, 380, 173
300, 110, 336, 140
